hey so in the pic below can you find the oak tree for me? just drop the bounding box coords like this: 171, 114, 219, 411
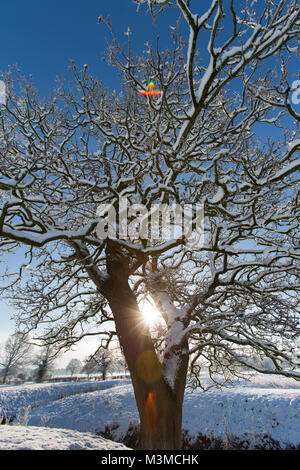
0, 0, 299, 449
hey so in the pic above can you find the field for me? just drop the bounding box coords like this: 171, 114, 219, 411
1, 373, 300, 450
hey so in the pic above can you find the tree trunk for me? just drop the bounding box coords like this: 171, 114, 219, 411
104, 275, 188, 450
74, 240, 189, 449
2, 367, 9, 384
138, 377, 185, 449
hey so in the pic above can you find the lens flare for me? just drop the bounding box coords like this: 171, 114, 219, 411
145, 391, 157, 435
138, 80, 163, 96
141, 298, 160, 326
136, 350, 162, 383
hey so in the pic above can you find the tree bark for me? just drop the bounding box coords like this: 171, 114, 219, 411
104, 274, 188, 449
2, 369, 8, 384
138, 378, 185, 450
72, 240, 189, 449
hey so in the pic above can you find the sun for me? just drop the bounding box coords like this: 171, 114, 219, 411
140, 297, 160, 327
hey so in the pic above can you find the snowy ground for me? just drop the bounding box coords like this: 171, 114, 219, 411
1, 374, 300, 450
0, 425, 130, 450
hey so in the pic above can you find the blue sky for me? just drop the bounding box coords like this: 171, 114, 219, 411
0, 0, 179, 95
0, 1, 298, 99
0, 1, 298, 349
0, 0, 180, 344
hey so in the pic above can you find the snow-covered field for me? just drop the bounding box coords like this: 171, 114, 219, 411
0, 425, 130, 450
1, 374, 300, 450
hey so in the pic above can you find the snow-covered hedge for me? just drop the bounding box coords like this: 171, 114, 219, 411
1, 375, 300, 450
0, 379, 128, 423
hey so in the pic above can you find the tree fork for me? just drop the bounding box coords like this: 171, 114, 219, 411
105, 277, 187, 449
102, 240, 188, 449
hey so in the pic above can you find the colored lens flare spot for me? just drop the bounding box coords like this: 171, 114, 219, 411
136, 350, 162, 383
138, 81, 163, 96
145, 391, 157, 435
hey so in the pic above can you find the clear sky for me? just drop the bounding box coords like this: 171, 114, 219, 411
0, 0, 180, 357
0, 1, 298, 361
0, 0, 179, 94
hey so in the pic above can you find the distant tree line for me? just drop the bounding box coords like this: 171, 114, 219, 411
0, 333, 126, 384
